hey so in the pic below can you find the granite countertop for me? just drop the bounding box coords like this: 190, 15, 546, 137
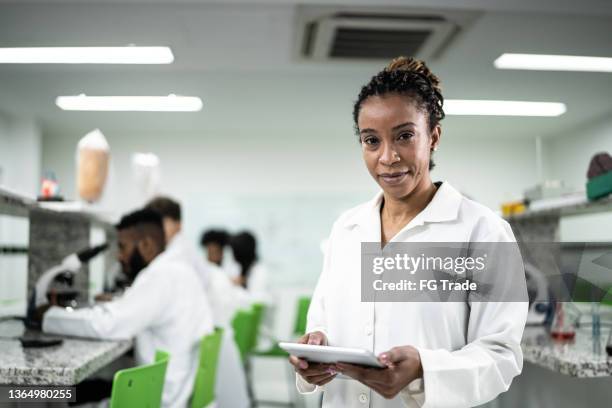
521, 326, 612, 377
0, 320, 132, 385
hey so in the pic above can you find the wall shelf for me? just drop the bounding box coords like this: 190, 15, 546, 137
0, 186, 115, 228
505, 195, 612, 222
0, 187, 34, 218
1, 186, 116, 313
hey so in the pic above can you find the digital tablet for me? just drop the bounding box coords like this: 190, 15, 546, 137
279, 342, 385, 368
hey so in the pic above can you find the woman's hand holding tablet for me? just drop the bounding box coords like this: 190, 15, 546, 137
335, 346, 423, 399
288, 332, 423, 398
288, 331, 339, 386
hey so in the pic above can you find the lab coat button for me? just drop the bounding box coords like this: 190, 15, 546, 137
359, 393, 368, 403
365, 325, 372, 336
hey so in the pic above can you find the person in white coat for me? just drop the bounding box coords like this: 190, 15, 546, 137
146, 197, 210, 289
289, 56, 528, 407
200, 229, 229, 268
147, 196, 251, 408
42, 209, 213, 408
228, 231, 270, 304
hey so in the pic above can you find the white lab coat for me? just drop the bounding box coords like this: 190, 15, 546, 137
222, 251, 269, 305
43, 249, 213, 408
221, 246, 241, 280
166, 232, 211, 290
297, 182, 528, 408
165, 232, 251, 408
166, 232, 250, 318
245, 262, 270, 304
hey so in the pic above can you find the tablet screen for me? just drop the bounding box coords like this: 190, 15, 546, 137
279, 342, 385, 368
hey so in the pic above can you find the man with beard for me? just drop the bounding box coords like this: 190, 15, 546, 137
146, 196, 251, 408
41, 209, 213, 408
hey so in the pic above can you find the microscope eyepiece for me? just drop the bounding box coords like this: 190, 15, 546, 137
76, 243, 109, 263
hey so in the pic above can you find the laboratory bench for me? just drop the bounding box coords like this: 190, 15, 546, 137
489, 325, 612, 408
521, 326, 611, 378
1, 187, 121, 386
0, 319, 132, 386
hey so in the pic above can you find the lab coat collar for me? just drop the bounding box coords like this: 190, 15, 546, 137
341, 181, 462, 230
420, 181, 463, 223
149, 242, 175, 267
165, 231, 184, 253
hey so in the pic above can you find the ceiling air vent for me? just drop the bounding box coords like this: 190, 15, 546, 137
301, 13, 457, 61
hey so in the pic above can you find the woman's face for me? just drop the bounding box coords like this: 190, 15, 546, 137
358, 93, 440, 200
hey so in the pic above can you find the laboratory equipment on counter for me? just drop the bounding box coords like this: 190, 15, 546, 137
29, 243, 109, 312
550, 302, 577, 341
501, 200, 526, 217
525, 262, 554, 325
523, 180, 573, 202
586, 152, 612, 201
606, 325, 612, 357
591, 302, 601, 354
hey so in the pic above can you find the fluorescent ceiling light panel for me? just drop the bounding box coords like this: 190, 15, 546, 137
56, 95, 203, 112
445, 100, 566, 117
0, 47, 173, 64
494, 53, 612, 72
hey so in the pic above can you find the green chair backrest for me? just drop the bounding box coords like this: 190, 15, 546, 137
109, 350, 170, 408
232, 309, 256, 362
293, 297, 311, 336
231, 303, 267, 363
249, 303, 265, 351
190, 328, 224, 408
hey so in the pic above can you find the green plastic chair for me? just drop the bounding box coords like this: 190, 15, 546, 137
231, 303, 267, 362
249, 303, 266, 351
292, 296, 311, 338
251, 296, 311, 407
232, 308, 258, 363
253, 296, 311, 358
231, 305, 267, 404
190, 327, 224, 408
109, 350, 170, 408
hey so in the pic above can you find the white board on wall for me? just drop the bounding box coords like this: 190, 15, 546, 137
182, 191, 372, 289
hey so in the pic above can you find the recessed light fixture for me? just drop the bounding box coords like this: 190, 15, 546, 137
0, 47, 174, 64
445, 100, 566, 117
56, 94, 203, 112
494, 53, 612, 72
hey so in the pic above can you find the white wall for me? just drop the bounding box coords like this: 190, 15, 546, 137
544, 114, 612, 242
544, 114, 612, 190
0, 112, 41, 316
0, 113, 41, 198
42, 126, 538, 288
42, 127, 539, 211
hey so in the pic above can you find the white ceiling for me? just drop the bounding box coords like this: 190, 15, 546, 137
0, 1, 611, 139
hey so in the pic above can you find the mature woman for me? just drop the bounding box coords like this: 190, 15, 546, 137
289, 57, 528, 407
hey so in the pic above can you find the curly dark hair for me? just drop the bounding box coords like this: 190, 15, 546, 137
352, 56, 445, 170
116, 208, 165, 249
200, 229, 229, 247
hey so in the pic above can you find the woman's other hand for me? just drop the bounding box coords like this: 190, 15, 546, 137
335, 345, 423, 399
288, 331, 337, 386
